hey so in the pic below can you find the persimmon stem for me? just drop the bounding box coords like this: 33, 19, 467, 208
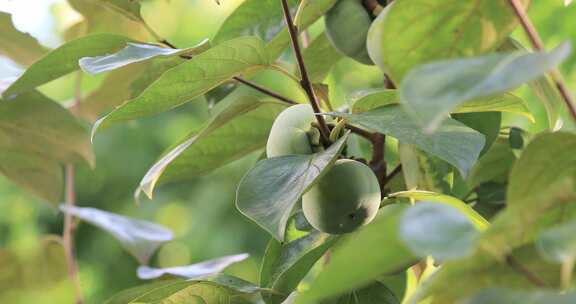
507, 0, 576, 120
506, 255, 547, 287
232, 77, 297, 105
63, 71, 84, 304
280, 0, 331, 142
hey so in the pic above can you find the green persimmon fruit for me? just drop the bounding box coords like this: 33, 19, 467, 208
325, 0, 374, 65
266, 104, 316, 158
367, 2, 393, 72
302, 159, 381, 234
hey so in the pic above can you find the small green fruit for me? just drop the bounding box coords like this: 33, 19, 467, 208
266, 104, 316, 158
367, 2, 393, 71
302, 159, 381, 234
325, 0, 374, 65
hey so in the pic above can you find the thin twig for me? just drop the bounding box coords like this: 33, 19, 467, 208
370, 134, 387, 191
507, 0, 576, 120
382, 164, 402, 188
505, 255, 547, 287
63, 71, 84, 304
232, 76, 297, 105
280, 0, 331, 141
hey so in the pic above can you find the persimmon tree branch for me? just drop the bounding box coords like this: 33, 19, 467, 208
63, 71, 84, 304
507, 0, 576, 120
280, 0, 331, 142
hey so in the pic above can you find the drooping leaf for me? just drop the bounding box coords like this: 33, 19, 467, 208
93, 36, 271, 133
369, 0, 530, 82
400, 202, 479, 261
137, 253, 249, 280
79, 40, 210, 75
267, 0, 337, 59
260, 231, 338, 302
0, 12, 48, 66
213, 0, 297, 44
236, 134, 349, 241
59, 205, 173, 264
296, 204, 417, 304
453, 112, 501, 155
465, 289, 576, 304
0, 150, 63, 204
400, 43, 571, 132
389, 191, 488, 230
303, 32, 343, 82
467, 138, 516, 188
138, 97, 286, 199
104, 274, 264, 304
350, 90, 532, 121
3, 34, 132, 97
330, 105, 485, 176
0, 91, 93, 166
536, 219, 576, 263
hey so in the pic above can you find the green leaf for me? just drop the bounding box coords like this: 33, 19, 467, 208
2, 34, 132, 97
350, 90, 532, 121
330, 105, 485, 176
389, 191, 488, 230
303, 32, 343, 82
236, 134, 349, 241
0, 12, 48, 66
59, 205, 173, 264
465, 289, 576, 304
400, 202, 479, 260
414, 244, 563, 304
400, 43, 571, 132
104, 274, 264, 304
536, 219, 576, 263
138, 97, 287, 199
369, 0, 530, 82
453, 112, 501, 155
0, 91, 93, 166
137, 253, 249, 280
326, 281, 400, 304
260, 231, 338, 302
296, 204, 417, 304
468, 138, 516, 188
213, 0, 297, 44
0, 150, 63, 204
79, 40, 210, 75
93, 36, 271, 133
267, 0, 337, 59
397, 143, 454, 193
91, 0, 143, 22
507, 132, 576, 205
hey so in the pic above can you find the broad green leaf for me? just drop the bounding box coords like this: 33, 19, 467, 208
413, 244, 563, 304
350, 90, 532, 121
397, 143, 454, 193
260, 231, 337, 302
330, 105, 485, 176
400, 202, 479, 260
138, 97, 287, 199
453, 112, 501, 155
2, 34, 132, 97
93, 36, 271, 133
92, 0, 143, 21
213, 0, 297, 44
507, 132, 576, 205
267, 0, 337, 59
468, 138, 516, 188
465, 289, 576, 304
369, 0, 530, 82
137, 253, 249, 279
104, 274, 264, 304
0, 12, 48, 66
389, 191, 488, 230
0, 150, 62, 204
536, 219, 576, 263
326, 281, 400, 304
0, 91, 93, 166
303, 32, 343, 82
0, 237, 74, 303
296, 204, 417, 304
79, 40, 210, 74
236, 134, 349, 241
59, 205, 173, 264
400, 43, 571, 132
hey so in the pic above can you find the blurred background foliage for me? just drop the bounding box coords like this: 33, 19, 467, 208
0, 0, 574, 302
